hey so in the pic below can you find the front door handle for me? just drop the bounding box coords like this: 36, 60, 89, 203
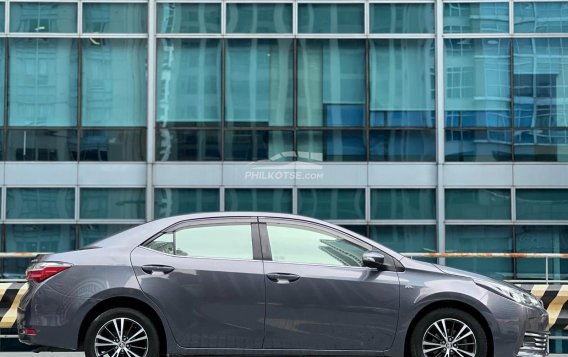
266, 272, 300, 284
141, 265, 175, 275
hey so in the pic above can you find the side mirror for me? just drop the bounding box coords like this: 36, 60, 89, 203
362, 250, 385, 270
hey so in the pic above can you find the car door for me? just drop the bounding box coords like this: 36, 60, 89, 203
260, 218, 400, 352
130, 217, 266, 349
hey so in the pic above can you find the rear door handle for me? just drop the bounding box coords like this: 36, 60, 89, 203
266, 272, 300, 284
141, 265, 175, 275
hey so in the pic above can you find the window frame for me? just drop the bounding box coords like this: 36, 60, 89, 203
259, 217, 395, 269
143, 217, 262, 261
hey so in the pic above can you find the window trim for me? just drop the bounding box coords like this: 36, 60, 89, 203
142, 217, 262, 261
258, 218, 386, 268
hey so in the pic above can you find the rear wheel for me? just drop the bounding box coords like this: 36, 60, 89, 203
410, 308, 488, 357
84, 308, 159, 357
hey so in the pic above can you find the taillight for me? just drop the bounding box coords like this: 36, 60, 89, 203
26, 262, 72, 283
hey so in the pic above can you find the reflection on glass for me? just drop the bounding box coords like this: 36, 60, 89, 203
446, 129, 512, 161
514, 38, 568, 128
371, 189, 436, 220
515, 2, 568, 33
7, 129, 77, 161
515, 129, 568, 161
79, 224, 133, 247
225, 189, 292, 213
0, 4, 4, 31
83, 3, 147, 33
155, 188, 219, 218
299, 4, 364, 33
298, 189, 365, 220
157, 129, 221, 161
444, 3, 509, 33
82, 39, 147, 126
298, 40, 364, 127
157, 39, 221, 126
9, 39, 77, 126
4, 224, 75, 278
516, 226, 568, 280
7, 188, 74, 219
371, 4, 434, 33
370, 130, 436, 161
224, 130, 293, 161
227, 4, 292, 33
225, 39, 293, 126
370, 40, 435, 127
175, 225, 253, 260
516, 189, 568, 220
80, 129, 146, 161
80, 188, 145, 219
446, 225, 513, 280
10, 3, 76, 32
297, 130, 366, 161
370, 225, 436, 262
446, 189, 511, 220
445, 39, 511, 128
157, 3, 220, 33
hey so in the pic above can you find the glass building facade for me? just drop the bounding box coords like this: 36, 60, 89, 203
0, 0, 568, 352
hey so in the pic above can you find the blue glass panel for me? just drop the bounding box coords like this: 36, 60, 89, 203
7, 129, 77, 161
157, 39, 221, 126
446, 189, 511, 220
370, 40, 435, 127
79, 224, 133, 247
444, 3, 509, 33
7, 188, 74, 219
155, 188, 219, 218
370, 130, 436, 161
80, 129, 146, 161
445, 39, 511, 127
298, 4, 364, 34
298, 39, 365, 127
513, 38, 568, 128
370, 225, 437, 262
158, 3, 220, 33
226, 4, 292, 33
446, 225, 513, 280
298, 189, 365, 220
372, 189, 436, 220
82, 39, 147, 126
0, 3, 5, 31
516, 226, 568, 280
225, 39, 293, 126
514, 129, 568, 161
83, 3, 147, 33
371, 4, 434, 33
517, 189, 568, 220
225, 189, 292, 213
224, 130, 293, 161
80, 188, 145, 219
445, 129, 512, 161
515, 2, 568, 33
157, 129, 221, 161
297, 130, 366, 161
10, 3, 76, 32
9, 39, 77, 126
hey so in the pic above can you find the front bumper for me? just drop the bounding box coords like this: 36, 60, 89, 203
517, 331, 549, 357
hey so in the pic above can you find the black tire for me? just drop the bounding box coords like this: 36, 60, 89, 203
410, 308, 488, 357
84, 308, 160, 357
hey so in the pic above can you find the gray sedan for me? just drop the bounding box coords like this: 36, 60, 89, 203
17, 212, 549, 357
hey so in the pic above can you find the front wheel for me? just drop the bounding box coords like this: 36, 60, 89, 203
84, 308, 160, 357
410, 308, 488, 357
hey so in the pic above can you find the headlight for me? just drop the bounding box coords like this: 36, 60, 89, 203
475, 279, 542, 308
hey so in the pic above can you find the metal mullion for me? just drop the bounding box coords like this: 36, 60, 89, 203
82, 0, 147, 3
220, 38, 225, 161
369, 0, 435, 3
369, 220, 438, 225
224, 34, 294, 39
79, 33, 148, 39
4, 0, 9, 34
147, 0, 157, 222
435, 0, 445, 265
219, 186, 225, 211
77, 1, 83, 35
365, 38, 369, 162
7, 33, 78, 38
77, 37, 82, 163
156, 34, 222, 39
368, 34, 435, 39
293, 37, 297, 162
445, 220, 515, 225
4, 36, 8, 161
297, 34, 366, 39
443, 33, 507, 39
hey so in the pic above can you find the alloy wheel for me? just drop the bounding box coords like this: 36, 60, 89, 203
94, 317, 149, 357
422, 318, 477, 357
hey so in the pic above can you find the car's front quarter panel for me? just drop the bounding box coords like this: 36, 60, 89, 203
386, 262, 549, 357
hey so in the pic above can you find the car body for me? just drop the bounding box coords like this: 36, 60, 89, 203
17, 212, 549, 357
